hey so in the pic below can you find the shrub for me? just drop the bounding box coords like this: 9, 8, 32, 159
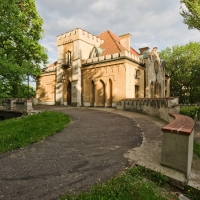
180, 106, 200, 120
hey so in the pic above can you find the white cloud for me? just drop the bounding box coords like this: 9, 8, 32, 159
89, 1, 117, 13
35, 0, 200, 63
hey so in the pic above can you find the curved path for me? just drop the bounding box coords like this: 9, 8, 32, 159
0, 106, 146, 200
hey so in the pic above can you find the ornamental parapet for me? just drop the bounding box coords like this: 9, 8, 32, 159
83, 50, 144, 66
116, 97, 179, 122
42, 65, 56, 73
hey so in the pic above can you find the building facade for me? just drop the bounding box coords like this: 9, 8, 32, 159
36, 28, 170, 106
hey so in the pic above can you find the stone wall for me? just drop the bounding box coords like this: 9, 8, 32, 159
0, 98, 33, 114
116, 97, 179, 122
36, 72, 56, 105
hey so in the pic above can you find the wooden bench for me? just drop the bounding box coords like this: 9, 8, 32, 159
162, 113, 194, 135
161, 113, 195, 178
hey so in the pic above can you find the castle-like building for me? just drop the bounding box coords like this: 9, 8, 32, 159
36, 28, 170, 107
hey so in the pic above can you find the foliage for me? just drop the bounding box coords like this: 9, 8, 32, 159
0, 77, 12, 98
0, 0, 48, 97
0, 81, 35, 99
18, 83, 36, 98
180, 0, 200, 30
194, 140, 200, 157
61, 166, 178, 200
180, 106, 200, 120
160, 42, 200, 103
0, 111, 70, 153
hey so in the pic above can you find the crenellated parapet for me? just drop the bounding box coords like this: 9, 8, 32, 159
83, 50, 144, 65
57, 28, 104, 47
42, 65, 56, 73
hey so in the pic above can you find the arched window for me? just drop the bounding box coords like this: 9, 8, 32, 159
89, 47, 103, 58
62, 51, 71, 69
66, 51, 71, 65
150, 81, 154, 97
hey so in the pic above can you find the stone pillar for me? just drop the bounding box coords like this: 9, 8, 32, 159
71, 58, 82, 106
10, 99, 16, 110
56, 45, 64, 105
24, 99, 33, 113
161, 114, 194, 178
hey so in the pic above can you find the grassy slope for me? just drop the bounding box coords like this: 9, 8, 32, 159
0, 111, 70, 153
61, 166, 179, 200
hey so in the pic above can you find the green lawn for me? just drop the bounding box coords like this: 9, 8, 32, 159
0, 111, 70, 153
61, 165, 200, 200
194, 140, 200, 157
61, 165, 179, 200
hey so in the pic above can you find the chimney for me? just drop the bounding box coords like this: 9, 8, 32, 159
153, 47, 158, 52
139, 47, 150, 55
119, 33, 132, 51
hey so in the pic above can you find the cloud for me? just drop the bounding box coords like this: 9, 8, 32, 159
35, 0, 200, 62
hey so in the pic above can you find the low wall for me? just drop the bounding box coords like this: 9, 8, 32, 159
161, 114, 194, 178
0, 98, 33, 114
116, 97, 179, 122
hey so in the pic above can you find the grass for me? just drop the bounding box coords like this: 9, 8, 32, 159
0, 111, 70, 153
60, 165, 179, 200
184, 185, 200, 200
194, 140, 200, 157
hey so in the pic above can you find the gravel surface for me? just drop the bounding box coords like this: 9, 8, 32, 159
0, 106, 143, 200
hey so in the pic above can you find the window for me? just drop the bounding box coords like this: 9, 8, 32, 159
61, 51, 71, 69
135, 70, 140, 79
66, 51, 71, 64
135, 85, 139, 98
90, 47, 98, 58
89, 46, 103, 58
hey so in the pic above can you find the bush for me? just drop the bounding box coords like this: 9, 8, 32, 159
180, 106, 200, 120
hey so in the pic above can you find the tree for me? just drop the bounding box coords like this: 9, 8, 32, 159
18, 83, 36, 98
160, 42, 200, 103
180, 0, 200, 30
0, 0, 48, 98
0, 76, 12, 99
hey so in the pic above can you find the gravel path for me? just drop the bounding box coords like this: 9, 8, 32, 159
0, 106, 143, 200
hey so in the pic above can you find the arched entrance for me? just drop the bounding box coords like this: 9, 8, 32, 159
135, 85, 139, 98
90, 80, 95, 106
154, 81, 160, 97
97, 80, 105, 106
106, 79, 112, 107
67, 81, 71, 105
150, 81, 154, 97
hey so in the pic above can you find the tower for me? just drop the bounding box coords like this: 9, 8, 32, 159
55, 28, 104, 106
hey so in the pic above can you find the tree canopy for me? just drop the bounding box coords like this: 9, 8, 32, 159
180, 0, 200, 30
0, 0, 48, 97
160, 42, 200, 103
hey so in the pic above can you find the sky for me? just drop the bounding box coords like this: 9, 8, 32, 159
35, 0, 200, 65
